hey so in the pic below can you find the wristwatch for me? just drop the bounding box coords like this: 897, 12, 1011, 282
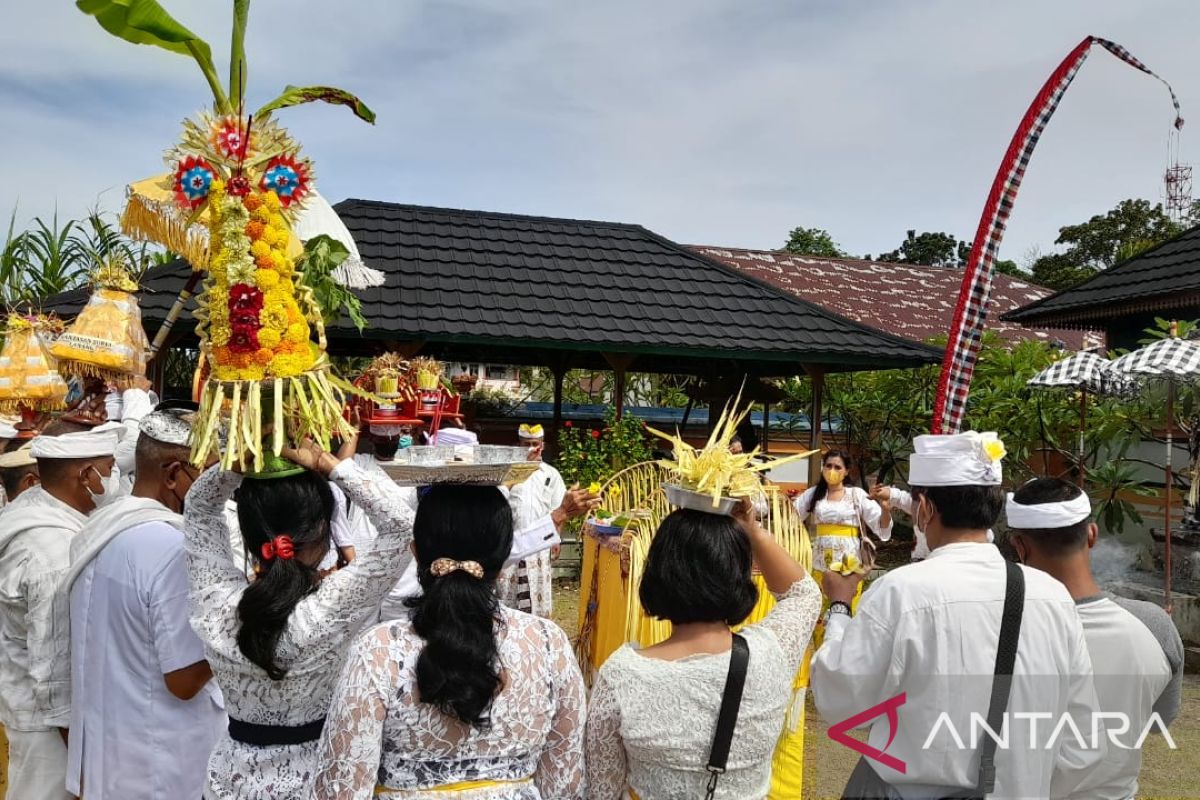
827, 601, 852, 618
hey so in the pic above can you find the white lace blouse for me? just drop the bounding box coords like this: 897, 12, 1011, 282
585, 575, 822, 800
309, 607, 586, 799
185, 460, 415, 800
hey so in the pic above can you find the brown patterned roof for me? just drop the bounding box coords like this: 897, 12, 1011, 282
690, 246, 1095, 350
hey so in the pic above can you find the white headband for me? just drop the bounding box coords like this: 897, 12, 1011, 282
0, 424, 18, 439
31, 421, 125, 460
1005, 491, 1092, 530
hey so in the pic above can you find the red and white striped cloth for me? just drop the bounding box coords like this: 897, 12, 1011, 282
932, 36, 1183, 434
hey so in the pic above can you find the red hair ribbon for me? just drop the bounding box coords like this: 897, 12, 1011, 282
260, 535, 295, 561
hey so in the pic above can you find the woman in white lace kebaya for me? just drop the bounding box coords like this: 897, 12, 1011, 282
310, 485, 585, 800
793, 449, 891, 575
185, 443, 416, 799
586, 500, 821, 800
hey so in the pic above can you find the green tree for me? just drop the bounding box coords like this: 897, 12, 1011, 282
994, 258, 1029, 279
782, 226, 846, 257
1030, 199, 1183, 290
879, 230, 969, 268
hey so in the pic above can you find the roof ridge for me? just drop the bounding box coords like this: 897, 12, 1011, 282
335, 198, 645, 232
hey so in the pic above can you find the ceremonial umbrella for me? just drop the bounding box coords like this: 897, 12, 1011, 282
1111, 330, 1200, 612
1027, 350, 1129, 486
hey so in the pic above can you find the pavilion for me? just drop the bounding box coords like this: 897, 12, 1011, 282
40, 200, 940, 469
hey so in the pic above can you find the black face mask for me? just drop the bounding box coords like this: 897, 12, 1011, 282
171, 464, 199, 514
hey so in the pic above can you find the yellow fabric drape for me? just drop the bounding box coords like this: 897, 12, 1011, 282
375, 777, 530, 794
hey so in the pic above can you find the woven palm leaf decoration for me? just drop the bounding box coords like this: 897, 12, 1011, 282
79, 0, 378, 469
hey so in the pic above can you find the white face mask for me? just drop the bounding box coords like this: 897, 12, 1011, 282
88, 465, 122, 509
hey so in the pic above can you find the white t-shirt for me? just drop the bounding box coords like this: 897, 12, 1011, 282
1054, 596, 1173, 800
67, 520, 225, 799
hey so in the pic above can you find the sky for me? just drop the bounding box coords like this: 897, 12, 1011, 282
1, 0, 1197, 265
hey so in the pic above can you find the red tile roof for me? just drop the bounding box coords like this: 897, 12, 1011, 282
690, 246, 1096, 350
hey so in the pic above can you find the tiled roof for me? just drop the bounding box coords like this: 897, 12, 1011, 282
1003, 225, 1200, 328
40, 201, 940, 374
692, 246, 1094, 349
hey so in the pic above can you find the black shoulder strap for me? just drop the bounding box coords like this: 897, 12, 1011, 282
706, 633, 750, 798
977, 562, 1025, 795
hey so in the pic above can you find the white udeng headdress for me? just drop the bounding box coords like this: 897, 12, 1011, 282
1005, 488, 1092, 529
908, 431, 1005, 487
31, 421, 125, 460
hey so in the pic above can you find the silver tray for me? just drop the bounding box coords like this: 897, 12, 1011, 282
379, 445, 539, 486
662, 483, 738, 516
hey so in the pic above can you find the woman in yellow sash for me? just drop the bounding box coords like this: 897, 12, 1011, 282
309, 485, 585, 799
793, 450, 891, 609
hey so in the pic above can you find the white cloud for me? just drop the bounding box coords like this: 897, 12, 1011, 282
1, 0, 1197, 264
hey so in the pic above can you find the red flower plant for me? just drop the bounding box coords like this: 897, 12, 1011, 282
590, 429, 601, 439
564, 420, 573, 428
230, 283, 264, 312
228, 323, 260, 354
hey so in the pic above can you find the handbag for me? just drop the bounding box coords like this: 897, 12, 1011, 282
705, 633, 750, 800
841, 561, 1025, 800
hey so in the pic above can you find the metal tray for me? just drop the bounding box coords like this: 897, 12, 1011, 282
662, 483, 738, 516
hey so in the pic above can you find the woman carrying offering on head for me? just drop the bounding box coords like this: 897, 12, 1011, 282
309, 484, 586, 799
585, 498, 821, 800
185, 440, 417, 799
793, 450, 891, 607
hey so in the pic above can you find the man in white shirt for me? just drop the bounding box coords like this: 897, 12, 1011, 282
0, 442, 41, 504
1007, 477, 1183, 800
497, 423, 568, 617
812, 432, 1103, 799
0, 420, 123, 800
63, 409, 223, 799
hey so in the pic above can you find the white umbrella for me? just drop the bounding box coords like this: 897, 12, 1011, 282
1028, 350, 1130, 485
1111, 332, 1200, 612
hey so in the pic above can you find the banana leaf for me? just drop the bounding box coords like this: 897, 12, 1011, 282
76, 0, 228, 111
255, 85, 376, 124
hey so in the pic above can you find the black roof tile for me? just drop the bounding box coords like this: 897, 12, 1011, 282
1003, 224, 1200, 327
38, 199, 939, 373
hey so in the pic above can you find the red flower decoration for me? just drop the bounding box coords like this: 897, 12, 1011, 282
590, 429, 601, 439
227, 174, 252, 197
172, 156, 216, 210
259, 155, 311, 208
228, 323, 260, 354
231, 310, 259, 328
211, 117, 252, 159
230, 283, 264, 312
260, 534, 295, 561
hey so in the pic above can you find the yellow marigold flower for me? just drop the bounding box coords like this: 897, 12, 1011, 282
269, 214, 286, 230
286, 322, 309, 344
263, 192, 282, 210
257, 328, 282, 349
250, 240, 271, 260
256, 269, 280, 290
252, 205, 272, 223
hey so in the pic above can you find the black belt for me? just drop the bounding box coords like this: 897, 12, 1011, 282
228, 716, 326, 746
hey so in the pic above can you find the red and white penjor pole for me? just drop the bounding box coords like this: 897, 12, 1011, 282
931, 36, 1183, 434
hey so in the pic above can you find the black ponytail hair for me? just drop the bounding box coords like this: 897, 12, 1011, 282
807, 448, 856, 514
405, 485, 513, 727
234, 470, 334, 680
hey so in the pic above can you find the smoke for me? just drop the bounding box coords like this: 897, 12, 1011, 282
1090, 537, 1140, 586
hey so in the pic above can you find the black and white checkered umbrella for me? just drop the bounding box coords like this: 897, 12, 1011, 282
1110, 334, 1200, 613
1028, 350, 1127, 394
1110, 336, 1200, 380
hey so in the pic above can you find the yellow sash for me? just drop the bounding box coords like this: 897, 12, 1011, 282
815, 523, 859, 538
376, 777, 531, 794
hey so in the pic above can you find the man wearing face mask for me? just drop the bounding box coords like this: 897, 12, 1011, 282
60, 409, 223, 799
812, 432, 1103, 800
0, 419, 124, 800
